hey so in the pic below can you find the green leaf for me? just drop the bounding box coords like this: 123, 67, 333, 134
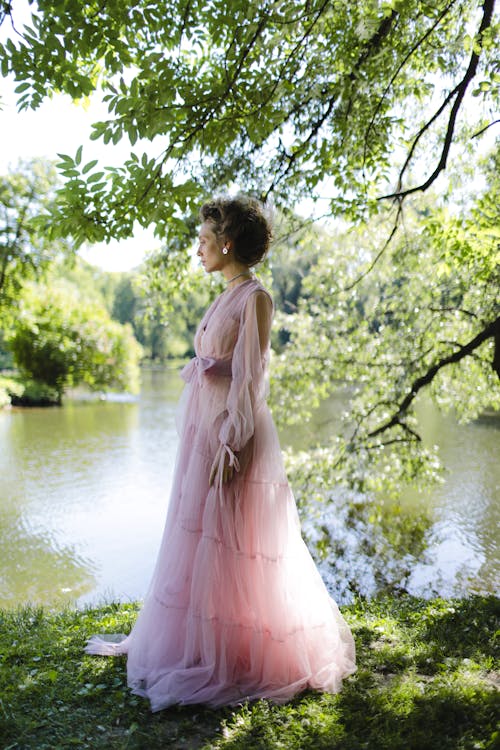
87, 172, 105, 184
0, 53, 9, 77
82, 159, 98, 174
56, 154, 74, 165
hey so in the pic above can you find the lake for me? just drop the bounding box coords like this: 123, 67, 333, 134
0, 367, 498, 608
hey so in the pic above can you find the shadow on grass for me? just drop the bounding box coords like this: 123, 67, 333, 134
0, 596, 498, 750
210, 686, 499, 750
210, 596, 499, 750
416, 596, 499, 657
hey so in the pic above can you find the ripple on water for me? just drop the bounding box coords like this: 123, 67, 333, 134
1, 371, 499, 607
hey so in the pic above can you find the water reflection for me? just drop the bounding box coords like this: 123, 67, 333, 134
0, 367, 498, 608
0, 368, 184, 608
300, 397, 499, 603
400, 399, 499, 599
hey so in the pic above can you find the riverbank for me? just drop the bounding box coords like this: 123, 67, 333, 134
1, 596, 498, 749
0, 360, 186, 407
0, 374, 60, 407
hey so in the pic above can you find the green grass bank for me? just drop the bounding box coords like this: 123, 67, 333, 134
0, 596, 498, 750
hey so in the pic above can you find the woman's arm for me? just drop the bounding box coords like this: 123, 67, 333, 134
209, 289, 273, 486
254, 290, 273, 354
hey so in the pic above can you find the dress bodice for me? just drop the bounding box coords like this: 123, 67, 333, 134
194, 279, 269, 362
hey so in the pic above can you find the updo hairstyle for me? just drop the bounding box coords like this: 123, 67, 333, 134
200, 195, 272, 267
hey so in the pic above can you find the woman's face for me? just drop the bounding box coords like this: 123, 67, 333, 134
197, 221, 228, 273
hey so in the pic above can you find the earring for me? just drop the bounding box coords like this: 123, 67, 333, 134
222, 246, 229, 255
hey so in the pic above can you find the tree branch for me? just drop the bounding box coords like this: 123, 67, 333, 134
342, 201, 403, 292
178, 0, 193, 47
493, 326, 500, 378
379, 0, 496, 202
362, 0, 457, 170
127, 4, 329, 216
0, 2, 10, 28
223, 14, 269, 94
375, 435, 420, 448
367, 314, 500, 438
340, 9, 399, 146
264, 96, 337, 198
265, 8, 399, 199
428, 305, 478, 319
471, 119, 500, 139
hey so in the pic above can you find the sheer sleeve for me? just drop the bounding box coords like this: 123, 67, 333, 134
211, 289, 273, 484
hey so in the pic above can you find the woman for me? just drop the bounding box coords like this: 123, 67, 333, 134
85, 195, 356, 710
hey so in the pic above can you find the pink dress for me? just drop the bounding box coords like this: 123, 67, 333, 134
85, 279, 356, 710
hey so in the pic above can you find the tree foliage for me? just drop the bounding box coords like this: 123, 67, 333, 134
6, 281, 142, 401
0, 1, 498, 243
0, 159, 73, 325
1, 1, 498, 490
272, 149, 499, 495
60, 256, 125, 313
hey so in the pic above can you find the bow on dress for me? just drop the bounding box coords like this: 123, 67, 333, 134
181, 355, 233, 384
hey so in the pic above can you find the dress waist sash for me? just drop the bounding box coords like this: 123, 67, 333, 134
181, 356, 232, 384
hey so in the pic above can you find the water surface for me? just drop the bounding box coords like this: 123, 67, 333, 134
0, 367, 498, 608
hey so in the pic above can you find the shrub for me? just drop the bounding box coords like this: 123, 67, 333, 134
5, 282, 143, 402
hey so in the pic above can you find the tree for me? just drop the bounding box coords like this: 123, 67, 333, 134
133, 253, 218, 359
0, 159, 73, 325
0, 1, 497, 242
1, 1, 498, 489
112, 275, 138, 326
271, 148, 499, 495
6, 281, 143, 402
59, 256, 124, 314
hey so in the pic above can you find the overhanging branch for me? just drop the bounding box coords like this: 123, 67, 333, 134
367, 314, 500, 439
471, 119, 500, 139
342, 201, 403, 292
265, 8, 399, 199
379, 0, 496, 202
363, 0, 457, 170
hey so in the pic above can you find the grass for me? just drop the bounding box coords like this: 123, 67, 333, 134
0, 596, 498, 750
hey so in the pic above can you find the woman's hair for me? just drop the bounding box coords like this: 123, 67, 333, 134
199, 195, 272, 267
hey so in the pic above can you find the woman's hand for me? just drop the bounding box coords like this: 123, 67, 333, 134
209, 455, 234, 486
209, 445, 239, 486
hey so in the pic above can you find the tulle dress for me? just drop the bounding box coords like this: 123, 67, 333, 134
85, 278, 356, 710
